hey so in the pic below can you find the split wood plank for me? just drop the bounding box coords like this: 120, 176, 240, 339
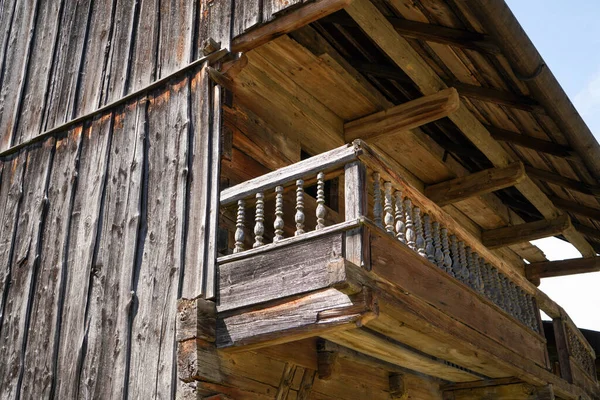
526, 257, 600, 280
76, 105, 144, 399
344, 87, 460, 142
345, 0, 595, 258
155, 0, 194, 78
425, 162, 526, 206
20, 127, 81, 400
53, 115, 112, 399
482, 215, 572, 249
127, 78, 188, 398
0, 139, 55, 399
231, 0, 352, 53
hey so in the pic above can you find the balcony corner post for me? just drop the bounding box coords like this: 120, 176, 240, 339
344, 161, 369, 270
553, 316, 574, 383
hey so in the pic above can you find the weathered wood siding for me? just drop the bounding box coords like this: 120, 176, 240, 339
0, 0, 304, 152
0, 67, 217, 398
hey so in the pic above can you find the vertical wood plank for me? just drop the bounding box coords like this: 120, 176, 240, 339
553, 317, 574, 383
128, 77, 189, 398
127, 0, 160, 93
344, 161, 367, 269
156, 0, 194, 78
204, 0, 233, 52
53, 116, 112, 399
0, 139, 55, 399
20, 127, 81, 399
264, 0, 302, 23
233, 0, 262, 38
76, 104, 144, 399
183, 64, 211, 299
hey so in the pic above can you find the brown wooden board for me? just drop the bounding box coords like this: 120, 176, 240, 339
53, 116, 112, 399
19, 127, 81, 399
127, 78, 188, 397
76, 104, 144, 399
0, 139, 55, 398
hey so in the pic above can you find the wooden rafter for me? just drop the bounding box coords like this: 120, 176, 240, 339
526, 257, 600, 280
550, 196, 600, 221
425, 162, 526, 206
321, 13, 501, 54
344, 0, 595, 257
487, 125, 576, 159
482, 215, 572, 249
344, 88, 460, 141
526, 166, 600, 196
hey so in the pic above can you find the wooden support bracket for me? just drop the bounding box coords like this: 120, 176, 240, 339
482, 215, 572, 249
316, 339, 339, 380
526, 257, 600, 280
344, 88, 460, 142
425, 162, 526, 206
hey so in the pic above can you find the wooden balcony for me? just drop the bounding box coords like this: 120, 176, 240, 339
217, 141, 599, 399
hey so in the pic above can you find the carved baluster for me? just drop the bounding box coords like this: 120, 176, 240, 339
471, 253, 481, 292
517, 288, 528, 326
510, 282, 522, 322
458, 241, 469, 284
441, 228, 453, 274
253, 193, 265, 248
373, 172, 383, 227
404, 198, 416, 251
394, 190, 405, 244
234, 199, 246, 253
500, 275, 512, 314
465, 247, 475, 288
423, 215, 435, 263
316, 172, 326, 230
449, 235, 460, 278
384, 182, 394, 235
481, 263, 492, 299
491, 267, 502, 307
295, 180, 305, 236
477, 257, 486, 294
526, 295, 538, 333
432, 222, 444, 268
274, 186, 285, 242
413, 207, 426, 258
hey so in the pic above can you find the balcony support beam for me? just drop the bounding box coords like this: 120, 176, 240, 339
488, 125, 577, 160
345, 0, 595, 257
482, 215, 572, 249
526, 257, 600, 280
344, 88, 460, 142
425, 162, 526, 206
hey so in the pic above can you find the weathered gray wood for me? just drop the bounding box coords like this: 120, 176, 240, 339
206, 0, 233, 52
233, 0, 262, 38
218, 233, 345, 312
345, 161, 368, 269
156, 0, 194, 78
13, 0, 64, 145
20, 127, 81, 399
216, 288, 378, 350
264, 0, 303, 22
0, 139, 55, 399
0, 0, 39, 150
482, 215, 572, 249
76, 105, 143, 399
0, 153, 26, 330
53, 115, 112, 399
127, 0, 160, 93
220, 142, 361, 206
128, 78, 188, 398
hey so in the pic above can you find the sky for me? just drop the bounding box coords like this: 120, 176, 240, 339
506, 0, 600, 331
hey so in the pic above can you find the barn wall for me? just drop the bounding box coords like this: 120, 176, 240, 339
0, 0, 301, 152
0, 65, 219, 398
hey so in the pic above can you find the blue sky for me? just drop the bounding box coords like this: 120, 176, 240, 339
506, 0, 600, 330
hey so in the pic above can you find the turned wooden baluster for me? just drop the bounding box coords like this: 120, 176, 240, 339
413, 207, 426, 258
526, 295, 538, 332
482, 263, 492, 299
465, 247, 475, 289
394, 190, 405, 244
384, 182, 394, 235
449, 235, 460, 278
476, 257, 486, 294
491, 267, 503, 307
274, 186, 285, 242
458, 241, 469, 284
234, 199, 246, 253
316, 172, 326, 230
441, 228, 453, 274
253, 193, 265, 248
471, 253, 481, 292
404, 198, 416, 251
509, 282, 522, 321
423, 215, 435, 263
500, 275, 513, 314
517, 287, 528, 326
432, 222, 444, 268
295, 179, 305, 236
373, 172, 383, 227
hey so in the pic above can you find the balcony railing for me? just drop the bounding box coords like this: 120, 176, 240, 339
218, 140, 597, 393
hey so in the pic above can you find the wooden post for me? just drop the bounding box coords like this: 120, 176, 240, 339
553, 317, 574, 383
344, 161, 368, 269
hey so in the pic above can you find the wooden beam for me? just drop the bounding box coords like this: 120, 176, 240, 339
526, 257, 600, 280
550, 196, 600, 222
573, 222, 600, 242
321, 14, 501, 54
230, 0, 352, 53
424, 162, 526, 206
482, 215, 572, 249
441, 377, 523, 391
526, 166, 600, 196
451, 82, 544, 114
316, 339, 338, 380
344, 88, 460, 141
487, 125, 576, 159
345, 0, 595, 258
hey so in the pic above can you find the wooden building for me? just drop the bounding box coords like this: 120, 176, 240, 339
1, 0, 600, 398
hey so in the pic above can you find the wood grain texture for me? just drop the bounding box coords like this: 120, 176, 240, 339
0, 139, 54, 399
526, 257, 600, 280
482, 215, 571, 249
